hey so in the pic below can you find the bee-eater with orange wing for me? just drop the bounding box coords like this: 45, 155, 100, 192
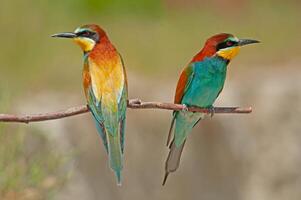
52, 24, 127, 185
163, 33, 259, 185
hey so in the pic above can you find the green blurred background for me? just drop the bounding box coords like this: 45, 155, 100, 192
0, 0, 301, 199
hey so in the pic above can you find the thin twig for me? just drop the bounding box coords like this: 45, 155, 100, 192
0, 99, 252, 124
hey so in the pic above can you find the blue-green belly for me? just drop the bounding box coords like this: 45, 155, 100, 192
174, 57, 228, 147
182, 57, 227, 107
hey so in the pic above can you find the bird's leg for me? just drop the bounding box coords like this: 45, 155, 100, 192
182, 104, 189, 112
129, 98, 142, 105
207, 106, 215, 118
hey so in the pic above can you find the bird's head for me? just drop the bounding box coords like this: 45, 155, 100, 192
52, 24, 107, 53
197, 33, 259, 61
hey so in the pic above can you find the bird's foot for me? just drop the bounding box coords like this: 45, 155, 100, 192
208, 106, 215, 118
182, 104, 189, 112
130, 98, 142, 105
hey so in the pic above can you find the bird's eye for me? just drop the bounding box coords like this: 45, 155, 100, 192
80, 31, 90, 37
226, 41, 233, 46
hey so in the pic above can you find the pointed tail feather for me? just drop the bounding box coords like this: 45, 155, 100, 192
115, 170, 122, 186
162, 172, 169, 186
166, 116, 176, 146
107, 132, 123, 185
163, 139, 186, 185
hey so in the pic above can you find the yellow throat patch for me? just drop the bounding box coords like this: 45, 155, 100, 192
217, 46, 240, 60
73, 37, 95, 52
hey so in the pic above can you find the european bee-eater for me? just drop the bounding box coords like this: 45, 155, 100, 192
52, 24, 128, 185
163, 33, 259, 185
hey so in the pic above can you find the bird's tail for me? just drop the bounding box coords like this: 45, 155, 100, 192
107, 131, 123, 186
162, 139, 186, 186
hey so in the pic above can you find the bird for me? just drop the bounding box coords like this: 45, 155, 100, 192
52, 24, 128, 185
163, 33, 259, 185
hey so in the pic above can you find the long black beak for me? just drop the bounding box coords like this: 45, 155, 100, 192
51, 32, 77, 38
238, 39, 260, 46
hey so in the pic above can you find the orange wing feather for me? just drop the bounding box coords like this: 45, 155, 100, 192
174, 70, 188, 104
174, 65, 194, 104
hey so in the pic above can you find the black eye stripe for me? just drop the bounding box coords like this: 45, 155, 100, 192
216, 40, 238, 50
81, 31, 90, 36
78, 30, 93, 37
76, 30, 100, 43
226, 41, 233, 46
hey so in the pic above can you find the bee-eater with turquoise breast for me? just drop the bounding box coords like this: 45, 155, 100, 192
163, 33, 259, 185
52, 24, 127, 185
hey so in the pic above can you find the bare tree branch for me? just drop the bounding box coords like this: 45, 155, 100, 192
0, 99, 252, 124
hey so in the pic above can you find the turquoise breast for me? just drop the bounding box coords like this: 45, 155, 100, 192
182, 56, 228, 107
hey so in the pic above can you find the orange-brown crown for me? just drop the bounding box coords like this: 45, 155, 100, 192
192, 33, 234, 62
78, 24, 108, 39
